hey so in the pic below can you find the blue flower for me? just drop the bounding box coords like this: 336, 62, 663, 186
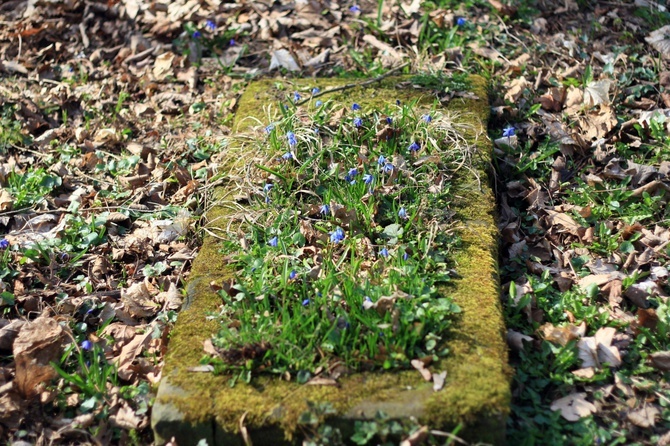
287, 131, 297, 147
320, 204, 330, 216
264, 183, 273, 193
398, 207, 408, 219
293, 92, 302, 102
396, 99, 401, 106
312, 87, 320, 95
503, 125, 515, 137
353, 117, 363, 127
349, 5, 361, 12
282, 152, 293, 160
302, 298, 311, 306
348, 168, 358, 177
192, 30, 202, 39
0, 239, 8, 249
363, 173, 374, 184
205, 20, 216, 31
352, 103, 361, 111
289, 270, 297, 280
268, 236, 279, 247
265, 195, 271, 204
383, 163, 394, 174
379, 247, 389, 257
422, 114, 432, 123
229, 38, 236, 46
409, 141, 420, 152
265, 124, 275, 133
329, 227, 345, 243
315, 100, 323, 107
377, 155, 386, 166
81, 340, 93, 351
403, 251, 410, 260
456, 17, 466, 26
386, 117, 393, 124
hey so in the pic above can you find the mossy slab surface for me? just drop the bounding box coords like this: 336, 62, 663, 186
152, 76, 510, 445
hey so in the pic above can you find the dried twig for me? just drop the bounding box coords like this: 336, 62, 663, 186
294, 62, 410, 106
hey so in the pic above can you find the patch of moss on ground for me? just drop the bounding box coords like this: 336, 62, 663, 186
153, 75, 510, 445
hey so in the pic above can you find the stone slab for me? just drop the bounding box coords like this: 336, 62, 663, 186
152, 75, 510, 445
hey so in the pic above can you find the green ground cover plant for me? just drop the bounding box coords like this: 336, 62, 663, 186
204, 95, 471, 382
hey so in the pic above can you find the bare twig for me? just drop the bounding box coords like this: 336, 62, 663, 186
295, 62, 410, 106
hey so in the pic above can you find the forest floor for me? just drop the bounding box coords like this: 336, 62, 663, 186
0, 0, 669, 445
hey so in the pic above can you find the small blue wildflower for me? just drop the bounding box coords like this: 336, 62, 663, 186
289, 270, 297, 280
422, 114, 432, 123
313, 128, 319, 134
348, 168, 358, 177
409, 141, 420, 152
302, 298, 311, 306
377, 155, 386, 166
379, 247, 389, 257
293, 92, 302, 102
312, 87, 320, 95
315, 100, 323, 107
349, 4, 361, 12
282, 152, 293, 160
0, 239, 8, 249
264, 183, 273, 193
81, 340, 93, 351
456, 17, 467, 26
353, 117, 363, 128
287, 131, 297, 147
386, 117, 393, 125
403, 251, 410, 261
320, 204, 330, 216
330, 227, 345, 243
398, 207, 408, 219
396, 99, 401, 106
192, 30, 202, 39
205, 20, 216, 31
265, 195, 271, 204
229, 38, 236, 46
268, 236, 279, 247
60, 252, 69, 262
352, 103, 361, 111
265, 123, 275, 133
503, 125, 516, 138
383, 163, 394, 174
363, 173, 374, 184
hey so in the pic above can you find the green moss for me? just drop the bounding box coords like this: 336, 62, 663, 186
154, 75, 510, 445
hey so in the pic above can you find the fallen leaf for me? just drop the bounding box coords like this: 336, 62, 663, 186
507, 329, 533, 352
646, 25, 670, 59
153, 52, 175, 79
649, 351, 670, 371
627, 405, 659, 428
583, 79, 612, 107
410, 359, 432, 381
572, 367, 595, 379
550, 392, 597, 421
269, 49, 300, 71
432, 371, 447, 392
13, 317, 67, 397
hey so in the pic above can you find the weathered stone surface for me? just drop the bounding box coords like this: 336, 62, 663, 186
152, 76, 510, 445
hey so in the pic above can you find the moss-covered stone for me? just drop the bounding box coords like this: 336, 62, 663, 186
152, 75, 510, 446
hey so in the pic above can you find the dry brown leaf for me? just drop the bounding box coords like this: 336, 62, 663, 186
545, 209, 582, 236
13, 317, 67, 397
153, 52, 175, 79
115, 330, 152, 380
583, 79, 613, 107
572, 367, 595, 379
627, 405, 659, 428
578, 327, 622, 369
110, 402, 145, 430
507, 329, 533, 352
646, 25, 670, 59
410, 359, 432, 381
649, 351, 670, 371
550, 393, 597, 421
540, 323, 584, 346
504, 76, 529, 103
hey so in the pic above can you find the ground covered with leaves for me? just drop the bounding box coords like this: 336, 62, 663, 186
0, 0, 669, 444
